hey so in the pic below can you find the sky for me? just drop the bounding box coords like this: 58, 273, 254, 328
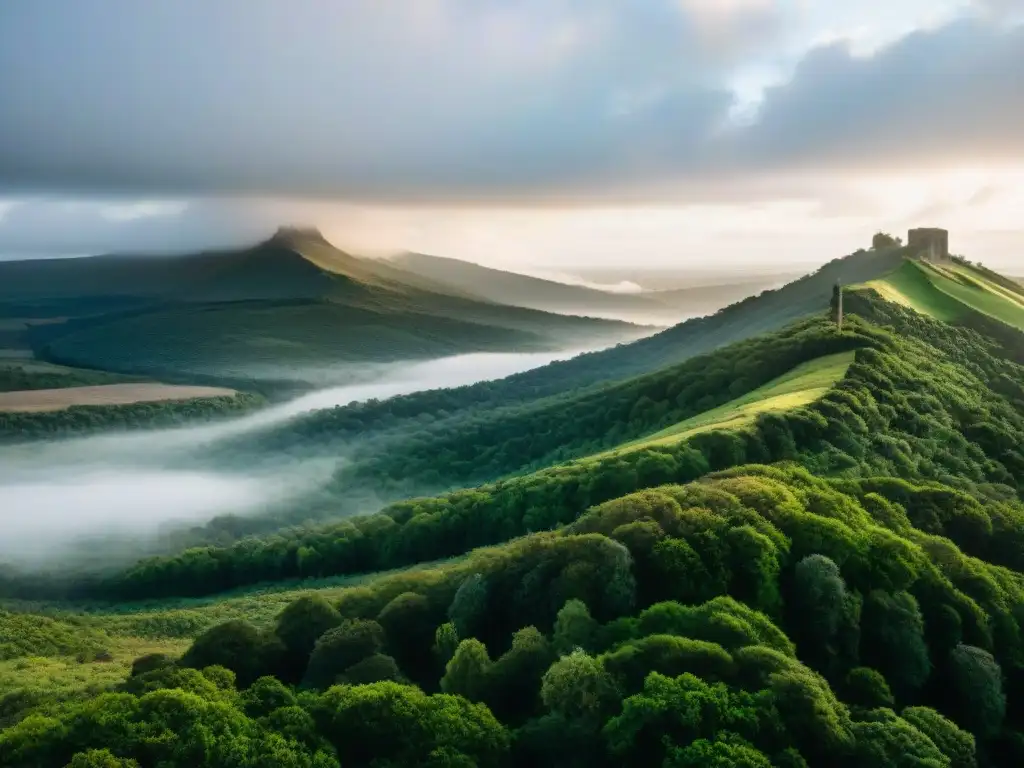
0, 0, 1022, 272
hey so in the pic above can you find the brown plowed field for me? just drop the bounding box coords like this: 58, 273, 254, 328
0, 383, 237, 412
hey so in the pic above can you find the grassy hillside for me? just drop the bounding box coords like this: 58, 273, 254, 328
862, 258, 1024, 330
603, 351, 855, 456
0, 229, 647, 389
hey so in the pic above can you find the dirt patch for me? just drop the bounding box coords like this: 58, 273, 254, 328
0, 383, 238, 412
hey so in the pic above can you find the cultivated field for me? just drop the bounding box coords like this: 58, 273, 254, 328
0, 382, 237, 412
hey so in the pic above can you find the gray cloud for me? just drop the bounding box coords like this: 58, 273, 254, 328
0, 3, 1021, 201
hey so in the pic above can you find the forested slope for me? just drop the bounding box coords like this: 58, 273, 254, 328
238, 245, 906, 450
10, 275, 1024, 766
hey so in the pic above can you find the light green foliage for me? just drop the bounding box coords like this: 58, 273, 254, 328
433, 622, 460, 666
440, 639, 492, 703
664, 736, 774, 768
65, 749, 140, 768
601, 635, 736, 692
604, 672, 772, 766
312, 681, 509, 767
902, 707, 977, 768
635, 597, 795, 657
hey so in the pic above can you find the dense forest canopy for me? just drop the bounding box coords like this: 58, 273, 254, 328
8, 256, 1024, 766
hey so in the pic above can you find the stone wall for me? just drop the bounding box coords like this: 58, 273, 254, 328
908, 228, 949, 261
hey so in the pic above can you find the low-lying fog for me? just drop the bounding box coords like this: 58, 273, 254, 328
0, 348, 588, 570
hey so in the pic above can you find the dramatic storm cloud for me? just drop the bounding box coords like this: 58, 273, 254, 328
0, 1, 1021, 268
0, 1, 1021, 200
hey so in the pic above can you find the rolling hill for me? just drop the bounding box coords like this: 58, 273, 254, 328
389, 251, 778, 322
0, 228, 649, 391
9, 255, 1024, 766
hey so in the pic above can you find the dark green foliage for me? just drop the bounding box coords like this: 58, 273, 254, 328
273, 595, 342, 682
302, 619, 385, 690
448, 574, 489, 639
376, 591, 439, 684
947, 644, 1006, 738
338, 653, 403, 685
0, 393, 263, 442
180, 620, 282, 688
553, 599, 599, 654
241, 676, 297, 719
844, 667, 895, 710
861, 590, 931, 699
129, 653, 172, 678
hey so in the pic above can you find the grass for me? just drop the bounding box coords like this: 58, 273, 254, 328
862, 259, 1024, 330
860, 261, 966, 322
595, 350, 856, 458
0, 636, 189, 725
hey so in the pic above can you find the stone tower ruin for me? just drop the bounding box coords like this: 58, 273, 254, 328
908, 228, 949, 263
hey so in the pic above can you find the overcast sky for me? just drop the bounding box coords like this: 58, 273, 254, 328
1, 0, 1022, 271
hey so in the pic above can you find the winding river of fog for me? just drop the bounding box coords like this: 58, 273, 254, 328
0, 348, 588, 567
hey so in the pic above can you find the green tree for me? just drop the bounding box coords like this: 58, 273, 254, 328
179, 619, 278, 687
273, 595, 342, 679
553, 599, 598, 655
312, 681, 509, 767
440, 639, 492, 702
861, 590, 930, 699
872, 232, 900, 249
540, 649, 618, 721
604, 672, 767, 766
448, 574, 489, 638
303, 619, 386, 689
377, 591, 436, 683
434, 622, 460, 667
791, 554, 846, 653
65, 750, 139, 768
664, 736, 773, 768
947, 644, 1005, 738
902, 707, 977, 768
241, 676, 297, 719
843, 667, 894, 710
487, 627, 554, 721
340, 653, 404, 685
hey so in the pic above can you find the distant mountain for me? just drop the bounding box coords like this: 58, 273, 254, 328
390, 252, 671, 319
0, 228, 649, 392
389, 251, 784, 322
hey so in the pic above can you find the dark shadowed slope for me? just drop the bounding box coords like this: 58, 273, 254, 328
0, 228, 648, 389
